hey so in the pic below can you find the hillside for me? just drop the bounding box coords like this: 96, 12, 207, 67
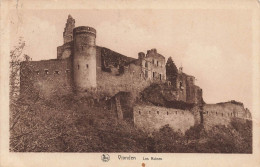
10, 94, 252, 153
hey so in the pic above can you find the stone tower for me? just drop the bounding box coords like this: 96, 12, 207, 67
73, 26, 97, 92
63, 15, 75, 44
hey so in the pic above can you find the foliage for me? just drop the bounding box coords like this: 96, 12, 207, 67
166, 57, 178, 88
141, 83, 194, 110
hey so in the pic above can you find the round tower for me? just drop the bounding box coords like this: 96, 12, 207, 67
73, 26, 97, 92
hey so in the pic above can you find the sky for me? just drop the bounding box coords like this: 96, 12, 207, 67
10, 9, 253, 110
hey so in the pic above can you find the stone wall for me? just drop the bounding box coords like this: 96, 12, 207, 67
96, 61, 151, 98
141, 49, 166, 81
203, 102, 251, 129
176, 72, 203, 104
20, 58, 73, 98
57, 41, 73, 59
133, 104, 196, 133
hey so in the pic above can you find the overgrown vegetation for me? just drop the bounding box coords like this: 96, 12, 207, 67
10, 95, 252, 153
141, 83, 194, 110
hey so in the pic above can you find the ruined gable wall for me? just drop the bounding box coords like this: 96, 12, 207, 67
94, 47, 152, 98
134, 105, 197, 133
57, 42, 73, 59
20, 58, 73, 98
141, 49, 166, 81
203, 102, 251, 129
96, 62, 151, 98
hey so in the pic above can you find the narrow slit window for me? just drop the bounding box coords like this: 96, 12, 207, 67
78, 64, 80, 70
65, 69, 70, 73
176, 111, 177, 114
157, 111, 159, 114
222, 113, 224, 117
167, 111, 168, 115
139, 111, 141, 115
86, 64, 88, 68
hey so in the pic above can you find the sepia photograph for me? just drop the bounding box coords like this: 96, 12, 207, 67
1, 0, 260, 167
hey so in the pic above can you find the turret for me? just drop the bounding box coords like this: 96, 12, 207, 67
73, 26, 97, 92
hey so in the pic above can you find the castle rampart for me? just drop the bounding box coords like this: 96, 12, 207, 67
20, 58, 73, 97
203, 102, 252, 129
133, 104, 197, 133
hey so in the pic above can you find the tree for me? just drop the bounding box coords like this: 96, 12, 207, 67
9, 37, 27, 101
9, 38, 40, 152
166, 57, 178, 88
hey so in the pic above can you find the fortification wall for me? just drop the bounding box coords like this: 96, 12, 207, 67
203, 102, 251, 129
133, 105, 196, 133
20, 58, 73, 98
96, 62, 151, 99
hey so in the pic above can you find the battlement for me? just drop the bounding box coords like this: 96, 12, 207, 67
73, 26, 96, 37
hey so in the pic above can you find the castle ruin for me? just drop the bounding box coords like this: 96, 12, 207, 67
20, 15, 251, 133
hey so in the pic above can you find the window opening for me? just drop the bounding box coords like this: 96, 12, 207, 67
44, 69, 49, 75
54, 70, 60, 75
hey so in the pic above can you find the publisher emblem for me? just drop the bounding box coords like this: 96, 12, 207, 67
101, 154, 110, 162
